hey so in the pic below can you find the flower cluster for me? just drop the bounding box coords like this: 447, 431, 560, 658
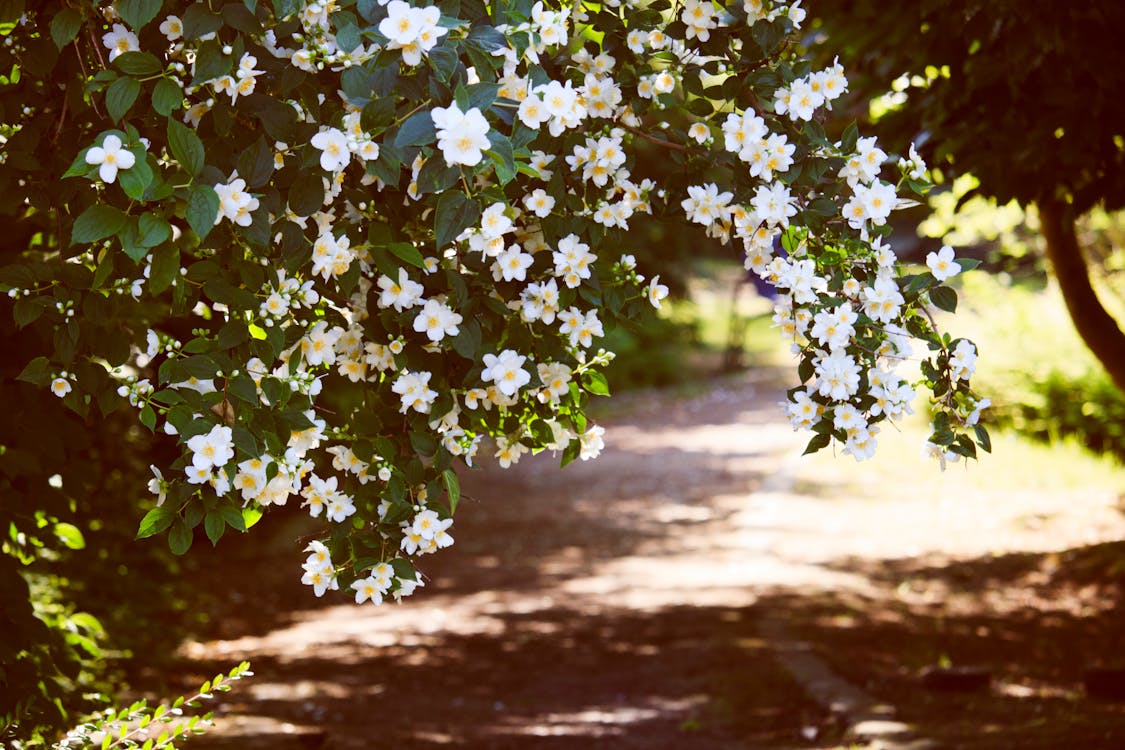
4, 0, 990, 608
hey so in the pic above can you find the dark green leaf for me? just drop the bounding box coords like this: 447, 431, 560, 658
217, 319, 250, 349
192, 39, 230, 83
139, 405, 157, 431
450, 318, 481, 360
236, 136, 274, 188
442, 468, 460, 514
71, 205, 128, 245
415, 156, 460, 194
136, 506, 175, 539
117, 0, 162, 30
16, 356, 52, 386
152, 77, 183, 115
222, 2, 262, 33
434, 191, 480, 249
118, 155, 154, 200
137, 213, 171, 247
114, 51, 163, 76
485, 131, 515, 185
803, 432, 832, 455
388, 242, 425, 269
288, 172, 324, 216
220, 503, 247, 531
50, 7, 83, 49
13, 298, 46, 328
186, 184, 220, 240
169, 519, 193, 555
105, 77, 141, 123
204, 510, 225, 545
394, 110, 437, 148
929, 285, 958, 313
183, 3, 224, 39
149, 244, 180, 294
168, 118, 205, 176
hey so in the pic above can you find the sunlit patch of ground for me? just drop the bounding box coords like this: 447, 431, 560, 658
174, 370, 1125, 749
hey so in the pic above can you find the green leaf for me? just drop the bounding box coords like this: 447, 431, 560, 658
428, 45, 459, 82
243, 505, 263, 528
72, 205, 128, 245
50, 7, 83, 49
192, 39, 230, 83
13, 298, 46, 328
105, 77, 141, 123
186, 184, 220, 241
204, 510, 225, 545
168, 118, 206, 177
582, 370, 610, 396
219, 504, 247, 532
974, 424, 992, 453
394, 110, 437, 148
138, 213, 172, 247
803, 432, 832, 455
442, 468, 460, 514
52, 522, 86, 550
840, 121, 859, 154
149, 244, 180, 294
169, 519, 193, 555
152, 78, 183, 116
434, 191, 480, 250
183, 3, 224, 40
114, 51, 163, 76
119, 156, 154, 200
450, 317, 481, 360
136, 506, 175, 539
139, 405, 157, 431
387, 242, 426, 269
217, 319, 250, 349
486, 131, 515, 185
288, 172, 324, 216
415, 157, 460, 194
235, 136, 274, 188
929, 285, 958, 313
222, 3, 262, 34
117, 0, 162, 30
17, 356, 52, 386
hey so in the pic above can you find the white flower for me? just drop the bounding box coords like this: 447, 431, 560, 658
159, 15, 183, 41
392, 370, 439, 413
186, 425, 235, 471
102, 24, 139, 62
84, 135, 136, 184
412, 298, 462, 342
647, 276, 669, 309
927, 245, 961, 282
481, 349, 531, 397
432, 104, 491, 167
522, 188, 555, 218
311, 127, 351, 172
50, 377, 72, 398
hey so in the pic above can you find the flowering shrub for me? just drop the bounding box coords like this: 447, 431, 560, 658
1, 0, 989, 608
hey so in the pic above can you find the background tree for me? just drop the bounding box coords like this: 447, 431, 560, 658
811, 0, 1125, 392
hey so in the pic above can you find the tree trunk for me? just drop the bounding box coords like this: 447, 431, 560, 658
1038, 197, 1125, 394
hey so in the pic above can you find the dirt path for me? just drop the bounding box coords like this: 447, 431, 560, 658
176, 371, 1125, 749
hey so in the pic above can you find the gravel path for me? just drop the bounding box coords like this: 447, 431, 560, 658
175, 370, 1125, 749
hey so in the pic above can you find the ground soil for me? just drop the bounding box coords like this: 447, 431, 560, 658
166, 370, 1125, 749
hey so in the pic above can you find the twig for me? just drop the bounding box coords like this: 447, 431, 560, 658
617, 122, 694, 154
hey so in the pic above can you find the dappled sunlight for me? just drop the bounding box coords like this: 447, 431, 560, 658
179, 371, 1125, 748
